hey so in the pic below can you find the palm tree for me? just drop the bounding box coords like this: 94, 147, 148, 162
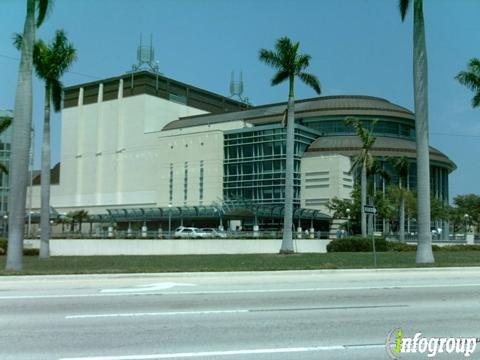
0, 116, 13, 175
6, 0, 50, 271
259, 37, 321, 254
389, 157, 410, 242
15, 30, 76, 258
399, 0, 434, 263
456, 58, 480, 108
73, 210, 89, 233
345, 118, 376, 237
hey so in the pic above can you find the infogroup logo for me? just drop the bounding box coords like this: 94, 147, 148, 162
385, 328, 478, 358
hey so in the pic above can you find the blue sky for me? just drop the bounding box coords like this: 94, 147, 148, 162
0, 0, 479, 199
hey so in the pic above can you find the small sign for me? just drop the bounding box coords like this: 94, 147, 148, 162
364, 205, 377, 215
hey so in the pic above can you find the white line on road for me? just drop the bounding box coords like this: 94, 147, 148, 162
65, 305, 407, 320
65, 309, 249, 319
2, 282, 480, 300
59, 344, 385, 359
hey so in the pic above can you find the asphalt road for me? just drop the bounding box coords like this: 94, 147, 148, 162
1, 268, 480, 360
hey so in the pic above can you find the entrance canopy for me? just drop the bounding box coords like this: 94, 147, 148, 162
103, 205, 330, 223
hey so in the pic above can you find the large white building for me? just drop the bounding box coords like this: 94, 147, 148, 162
29, 70, 455, 233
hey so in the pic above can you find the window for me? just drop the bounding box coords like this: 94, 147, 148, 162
169, 163, 173, 203
199, 160, 204, 204
184, 162, 188, 205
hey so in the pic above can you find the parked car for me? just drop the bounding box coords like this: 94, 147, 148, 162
174, 226, 205, 239
200, 228, 227, 238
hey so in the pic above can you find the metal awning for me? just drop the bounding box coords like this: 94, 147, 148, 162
104, 204, 330, 222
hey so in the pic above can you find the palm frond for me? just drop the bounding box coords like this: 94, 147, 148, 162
399, 0, 411, 21
455, 71, 479, 91
36, 0, 52, 28
295, 54, 311, 71
271, 70, 289, 86
298, 72, 321, 94
51, 78, 63, 112
12, 33, 23, 50
468, 58, 480, 71
0, 162, 8, 175
0, 117, 12, 134
473, 92, 480, 108
259, 49, 282, 69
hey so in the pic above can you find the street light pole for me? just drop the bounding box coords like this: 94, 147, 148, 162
346, 208, 351, 236
3, 214, 8, 238
168, 203, 172, 239
464, 213, 469, 239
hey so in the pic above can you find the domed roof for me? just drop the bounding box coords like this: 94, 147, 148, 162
305, 135, 456, 171
163, 95, 414, 131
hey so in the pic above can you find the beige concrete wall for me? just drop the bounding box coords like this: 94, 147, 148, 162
300, 155, 353, 215
46, 238, 332, 255
28, 81, 215, 213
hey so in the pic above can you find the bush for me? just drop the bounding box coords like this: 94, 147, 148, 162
327, 236, 387, 252
387, 242, 417, 252
0, 238, 6, 251
0, 238, 39, 256
435, 245, 480, 252
23, 248, 39, 256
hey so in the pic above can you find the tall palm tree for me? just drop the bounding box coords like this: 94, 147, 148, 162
6, 0, 50, 271
389, 157, 410, 242
456, 58, 480, 108
15, 30, 76, 258
399, 0, 434, 263
0, 116, 13, 175
259, 37, 321, 253
345, 118, 376, 237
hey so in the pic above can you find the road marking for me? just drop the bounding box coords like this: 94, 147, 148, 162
101, 283, 196, 293
59, 344, 385, 359
65, 309, 249, 319
65, 304, 408, 320
2, 283, 480, 300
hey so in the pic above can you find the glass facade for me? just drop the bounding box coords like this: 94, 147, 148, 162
224, 124, 320, 206
298, 115, 416, 140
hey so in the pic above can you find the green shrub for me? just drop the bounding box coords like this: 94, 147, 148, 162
0, 238, 6, 251
23, 248, 39, 256
387, 242, 417, 252
0, 239, 40, 256
327, 236, 387, 252
435, 244, 480, 252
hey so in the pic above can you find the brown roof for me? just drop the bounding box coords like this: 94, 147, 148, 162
162, 95, 414, 131
304, 135, 456, 171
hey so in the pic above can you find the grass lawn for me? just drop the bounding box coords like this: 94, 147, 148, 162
0, 251, 479, 275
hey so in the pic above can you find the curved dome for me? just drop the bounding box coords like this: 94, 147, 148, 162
304, 135, 456, 171
163, 95, 414, 131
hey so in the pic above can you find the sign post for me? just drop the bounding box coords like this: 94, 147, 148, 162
364, 205, 378, 267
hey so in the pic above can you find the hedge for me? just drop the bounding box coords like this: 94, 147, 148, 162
327, 236, 388, 252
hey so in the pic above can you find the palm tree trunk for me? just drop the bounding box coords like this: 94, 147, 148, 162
280, 78, 295, 253
39, 85, 51, 258
5, 0, 36, 271
413, 0, 434, 263
400, 194, 406, 242
361, 163, 367, 237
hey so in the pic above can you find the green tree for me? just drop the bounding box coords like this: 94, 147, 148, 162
455, 58, 480, 108
6, 0, 51, 271
259, 37, 321, 253
72, 210, 89, 233
345, 118, 376, 237
399, 0, 434, 263
452, 194, 480, 234
389, 157, 410, 242
15, 30, 76, 258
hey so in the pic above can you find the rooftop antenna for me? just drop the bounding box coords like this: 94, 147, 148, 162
229, 71, 250, 105
130, 33, 161, 90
